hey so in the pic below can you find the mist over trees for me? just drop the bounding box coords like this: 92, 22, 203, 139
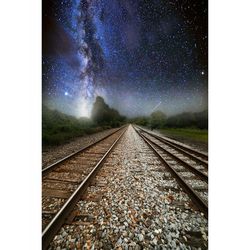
42, 96, 126, 146
150, 111, 167, 129
42, 105, 95, 146
91, 96, 126, 127
42, 94, 207, 147
166, 110, 208, 129
130, 110, 208, 130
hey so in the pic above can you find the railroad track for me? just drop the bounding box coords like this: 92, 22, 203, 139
134, 125, 208, 218
43, 126, 207, 249
42, 126, 127, 173
42, 125, 128, 250
136, 126, 208, 165
46, 125, 208, 249
42, 124, 208, 249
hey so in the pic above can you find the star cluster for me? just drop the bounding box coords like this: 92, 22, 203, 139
43, 0, 208, 117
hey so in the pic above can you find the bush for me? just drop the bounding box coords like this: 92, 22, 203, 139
165, 110, 208, 129
42, 106, 91, 146
129, 116, 149, 126
42, 102, 125, 147
91, 96, 126, 126
132, 110, 208, 130
149, 111, 167, 129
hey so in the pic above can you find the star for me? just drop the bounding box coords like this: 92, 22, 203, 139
42, 0, 208, 117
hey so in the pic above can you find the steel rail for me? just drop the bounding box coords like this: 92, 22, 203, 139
42, 125, 126, 175
42, 126, 127, 250
134, 126, 208, 218
135, 125, 208, 164
140, 131, 208, 182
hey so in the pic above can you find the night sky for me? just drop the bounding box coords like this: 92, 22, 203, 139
43, 0, 208, 118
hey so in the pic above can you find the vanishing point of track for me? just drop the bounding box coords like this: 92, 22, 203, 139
42, 124, 208, 249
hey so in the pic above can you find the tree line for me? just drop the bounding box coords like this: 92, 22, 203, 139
91, 96, 126, 127
130, 110, 208, 130
42, 96, 126, 146
43, 96, 207, 146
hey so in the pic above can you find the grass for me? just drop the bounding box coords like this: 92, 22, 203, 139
42, 106, 113, 147
42, 126, 106, 146
159, 127, 208, 143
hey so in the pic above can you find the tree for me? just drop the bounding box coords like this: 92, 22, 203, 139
132, 116, 149, 126
150, 111, 167, 129
91, 96, 126, 126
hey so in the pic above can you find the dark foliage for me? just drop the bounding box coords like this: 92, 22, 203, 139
91, 96, 126, 127
132, 110, 208, 129
128, 116, 149, 126
43, 106, 99, 146
43, 96, 126, 147
166, 110, 208, 129
149, 111, 167, 129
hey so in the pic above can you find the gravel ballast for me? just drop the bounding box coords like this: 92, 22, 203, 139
48, 125, 208, 249
42, 127, 121, 169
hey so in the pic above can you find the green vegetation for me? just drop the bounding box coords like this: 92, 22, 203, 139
131, 110, 208, 130
43, 96, 127, 147
43, 106, 95, 146
149, 111, 167, 129
166, 110, 208, 129
160, 128, 208, 143
131, 109, 208, 144
43, 94, 207, 147
91, 96, 126, 127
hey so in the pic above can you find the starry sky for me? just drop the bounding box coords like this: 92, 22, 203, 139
43, 0, 208, 118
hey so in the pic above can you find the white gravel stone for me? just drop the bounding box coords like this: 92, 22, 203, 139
49, 125, 208, 249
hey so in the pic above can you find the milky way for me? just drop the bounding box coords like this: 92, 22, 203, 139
43, 0, 208, 118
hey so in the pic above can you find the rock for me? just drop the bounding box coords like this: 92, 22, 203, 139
123, 231, 128, 237
152, 238, 158, 245
154, 229, 160, 235
145, 233, 152, 241
116, 237, 123, 246
129, 241, 136, 247
135, 244, 141, 250
202, 234, 208, 241
123, 243, 128, 250
138, 234, 144, 241
129, 232, 134, 239
166, 234, 172, 243
172, 240, 176, 248
103, 240, 113, 250
62, 231, 67, 238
